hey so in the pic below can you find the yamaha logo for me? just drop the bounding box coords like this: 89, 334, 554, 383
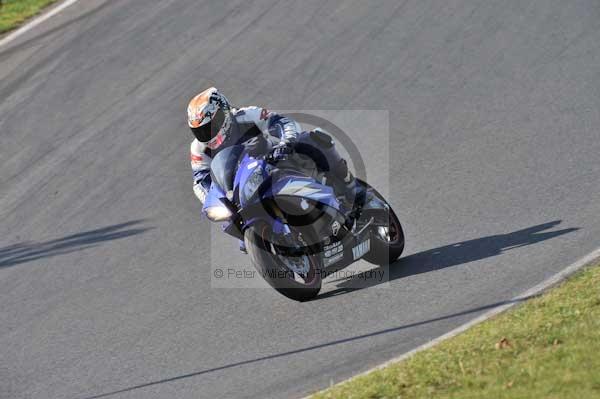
352, 239, 371, 260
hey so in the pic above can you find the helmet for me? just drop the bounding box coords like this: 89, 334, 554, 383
187, 87, 232, 149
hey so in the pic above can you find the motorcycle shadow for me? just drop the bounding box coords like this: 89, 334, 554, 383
318, 220, 578, 299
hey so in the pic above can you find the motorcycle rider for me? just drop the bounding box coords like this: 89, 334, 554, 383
187, 87, 361, 250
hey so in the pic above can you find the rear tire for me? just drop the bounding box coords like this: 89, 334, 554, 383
244, 223, 322, 301
359, 183, 405, 265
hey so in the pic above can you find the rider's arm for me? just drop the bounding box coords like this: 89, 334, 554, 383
267, 112, 301, 145
190, 140, 213, 204
237, 106, 301, 145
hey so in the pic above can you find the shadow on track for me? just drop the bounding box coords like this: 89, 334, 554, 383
79, 296, 532, 399
0, 220, 151, 268
321, 220, 579, 297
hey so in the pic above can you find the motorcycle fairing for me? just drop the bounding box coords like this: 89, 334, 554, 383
202, 151, 375, 267
268, 176, 340, 209
202, 182, 227, 213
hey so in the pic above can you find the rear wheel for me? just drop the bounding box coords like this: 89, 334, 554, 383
359, 183, 405, 265
244, 222, 323, 301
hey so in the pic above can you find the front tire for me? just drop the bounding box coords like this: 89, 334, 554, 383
244, 223, 323, 301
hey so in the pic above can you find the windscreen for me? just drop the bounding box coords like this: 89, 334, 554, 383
209, 145, 245, 192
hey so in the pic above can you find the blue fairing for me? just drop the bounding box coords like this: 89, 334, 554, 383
235, 154, 268, 207
202, 182, 226, 212
204, 150, 341, 235
236, 153, 340, 210
269, 176, 339, 209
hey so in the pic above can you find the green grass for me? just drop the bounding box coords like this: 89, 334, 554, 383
312, 264, 600, 399
0, 0, 59, 34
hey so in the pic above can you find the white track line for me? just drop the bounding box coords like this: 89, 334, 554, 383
0, 0, 81, 49
305, 247, 600, 397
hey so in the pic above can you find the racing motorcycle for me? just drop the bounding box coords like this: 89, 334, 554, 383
203, 140, 404, 301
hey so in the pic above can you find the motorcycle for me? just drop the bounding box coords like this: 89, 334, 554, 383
202, 141, 404, 301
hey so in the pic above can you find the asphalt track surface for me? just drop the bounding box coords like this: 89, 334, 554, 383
1, 1, 600, 398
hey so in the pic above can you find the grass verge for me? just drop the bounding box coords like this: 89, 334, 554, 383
0, 0, 59, 34
311, 264, 600, 399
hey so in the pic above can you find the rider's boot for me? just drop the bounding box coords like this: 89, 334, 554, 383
345, 175, 367, 209
332, 174, 365, 213
239, 239, 247, 254
331, 160, 367, 212
343, 175, 368, 213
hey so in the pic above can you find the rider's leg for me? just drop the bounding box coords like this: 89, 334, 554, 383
294, 129, 365, 209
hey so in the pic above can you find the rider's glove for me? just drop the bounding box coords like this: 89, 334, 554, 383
270, 142, 293, 161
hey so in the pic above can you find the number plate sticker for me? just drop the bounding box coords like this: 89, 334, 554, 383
352, 238, 371, 260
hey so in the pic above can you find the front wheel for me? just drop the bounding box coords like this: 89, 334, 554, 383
359, 182, 405, 265
244, 222, 323, 301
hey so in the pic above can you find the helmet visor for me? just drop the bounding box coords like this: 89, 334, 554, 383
191, 107, 226, 143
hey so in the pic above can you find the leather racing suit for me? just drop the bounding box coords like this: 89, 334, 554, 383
190, 107, 354, 206
191, 106, 300, 203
